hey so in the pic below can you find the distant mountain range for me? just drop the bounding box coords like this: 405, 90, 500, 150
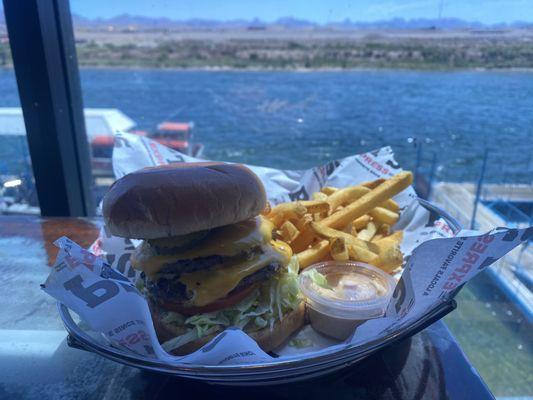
1, 8, 532, 30
69, 14, 533, 30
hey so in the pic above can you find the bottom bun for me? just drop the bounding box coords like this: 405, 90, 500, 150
152, 303, 305, 356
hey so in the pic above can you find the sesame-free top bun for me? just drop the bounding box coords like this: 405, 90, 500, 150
102, 162, 266, 239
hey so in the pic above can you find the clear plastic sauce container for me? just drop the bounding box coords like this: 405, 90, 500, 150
298, 261, 396, 341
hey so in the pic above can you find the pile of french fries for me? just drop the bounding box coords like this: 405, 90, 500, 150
264, 171, 413, 274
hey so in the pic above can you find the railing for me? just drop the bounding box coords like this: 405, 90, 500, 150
413, 140, 438, 200
421, 145, 532, 322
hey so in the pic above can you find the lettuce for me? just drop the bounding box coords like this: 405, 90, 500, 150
289, 338, 313, 348
254, 316, 268, 329
162, 256, 302, 353
303, 269, 332, 290
162, 325, 219, 353
135, 277, 145, 293
273, 256, 301, 316
161, 311, 185, 327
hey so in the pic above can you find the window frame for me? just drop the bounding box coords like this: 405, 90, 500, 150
3, 0, 94, 216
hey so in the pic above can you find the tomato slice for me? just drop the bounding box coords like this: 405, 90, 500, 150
160, 284, 257, 316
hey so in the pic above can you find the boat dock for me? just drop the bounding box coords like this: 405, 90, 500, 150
450, 183, 533, 203
432, 182, 532, 321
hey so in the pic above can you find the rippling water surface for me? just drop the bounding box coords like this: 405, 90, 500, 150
2, 68, 532, 182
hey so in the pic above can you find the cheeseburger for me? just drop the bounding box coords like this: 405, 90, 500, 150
103, 162, 303, 355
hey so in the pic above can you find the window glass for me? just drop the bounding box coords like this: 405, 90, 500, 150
69, 1, 531, 396
0, 8, 40, 215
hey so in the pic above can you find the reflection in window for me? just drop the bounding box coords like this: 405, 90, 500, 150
0, 11, 40, 215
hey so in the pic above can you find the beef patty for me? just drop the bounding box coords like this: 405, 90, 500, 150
145, 261, 280, 305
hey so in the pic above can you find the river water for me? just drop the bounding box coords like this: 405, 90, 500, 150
1, 68, 533, 182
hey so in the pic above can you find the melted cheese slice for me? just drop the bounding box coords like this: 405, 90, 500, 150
132, 217, 274, 276
179, 240, 292, 307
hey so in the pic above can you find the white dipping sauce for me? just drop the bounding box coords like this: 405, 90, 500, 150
299, 261, 396, 341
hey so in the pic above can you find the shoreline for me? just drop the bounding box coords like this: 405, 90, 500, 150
3, 28, 533, 73
54, 66, 533, 73
3, 65, 532, 73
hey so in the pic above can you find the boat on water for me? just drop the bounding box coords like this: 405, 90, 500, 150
143, 121, 204, 158
0, 107, 204, 214
92, 116, 204, 176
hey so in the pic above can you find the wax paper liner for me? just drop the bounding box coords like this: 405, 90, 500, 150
42, 132, 532, 366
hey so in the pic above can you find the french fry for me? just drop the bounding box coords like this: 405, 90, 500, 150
294, 214, 313, 231
261, 202, 272, 216
313, 212, 328, 222
369, 207, 399, 226
371, 234, 384, 242
312, 192, 328, 201
360, 179, 402, 212
376, 230, 403, 244
350, 215, 372, 233
392, 230, 404, 242
266, 172, 410, 270
377, 223, 391, 236
267, 202, 307, 227
373, 231, 404, 272
380, 199, 400, 212
376, 244, 403, 272
299, 200, 330, 214
361, 178, 385, 189
269, 202, 306, 217
361, 180, 406, 214
357, 221, 377, 241
310, 222, 380, 254
347, 244, 380, 264
330, 237, 349, 261
290, 227, 317, 253
280, 220, 299, 243
321, 171, 413, 229
327, 184, 400, 212
268, 202, 307, 219
287, 216, 313, 250
374, 237, 403, 272
321, 186, 338, 195
297, 240, 330, 270
326, 186, 370, 213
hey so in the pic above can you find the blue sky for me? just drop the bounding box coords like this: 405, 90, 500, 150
70, 0, 533, 24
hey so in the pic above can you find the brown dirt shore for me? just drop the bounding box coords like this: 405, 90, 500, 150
2, 28, 533, 70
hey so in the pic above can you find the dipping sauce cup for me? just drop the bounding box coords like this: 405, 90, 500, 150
298, 261, 396, 341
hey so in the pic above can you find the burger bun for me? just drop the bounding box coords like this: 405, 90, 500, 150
102, 162, 266, 239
